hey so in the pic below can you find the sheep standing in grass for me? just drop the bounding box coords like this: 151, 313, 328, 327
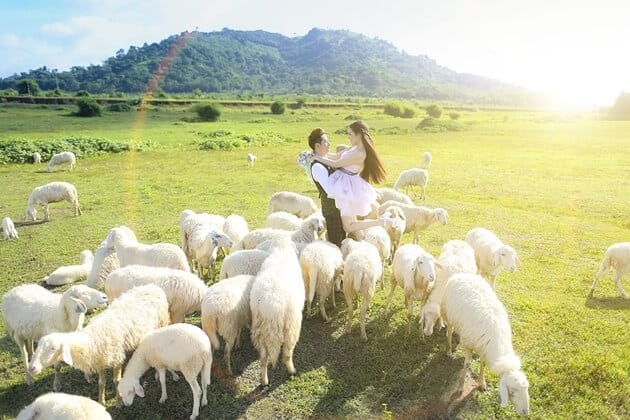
465, 227, 520, 289
589, 242, 630, 298
219, 249, 269, 279
118, 323, 211, 420
2, 284, 107, 389
180, 211, 225, 263
375, 187, 413, 206
442, 273, 530, 416
422, 151, 432, 170
28, 284, 170, 404
363, 226, 391, 288
46, 151, 76, 172
380, 206, 406, 259
222, 214, 249, 245
299, 241, 344, 321
394, 168, 429, 200
268, 191, 318, 218
188, 224, 233, 279
378, 200, 448, 244
32, 152, 42, 164
247, 152, 257, 167
85, 226, 137, 289
2, 217, 18, 240
201, 274, 256, 375
16, 392, 112, 420
26, 181, 82, 221
43, 250, 94, 286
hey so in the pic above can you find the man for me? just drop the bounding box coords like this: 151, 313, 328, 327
308, 128, 346, 247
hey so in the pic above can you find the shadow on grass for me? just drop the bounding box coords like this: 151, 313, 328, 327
585, 295, 630, 310
13, 219, 49, 227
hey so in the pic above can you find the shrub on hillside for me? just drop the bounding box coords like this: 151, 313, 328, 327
75, 90, 90, 97
108, 103, 132, 112
75, 99, 102, 117
15, 79, 40, 96
425, 104, 442, 118
193, 103, 221, 121
384, 102, 402, 117
416, 117, 465, 132
198, 130, 290, 151
449, 112, 461, 120
270, 101, 286, 115
401, 106, 417, 119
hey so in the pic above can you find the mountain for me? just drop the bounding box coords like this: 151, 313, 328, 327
0, 28, 542, 105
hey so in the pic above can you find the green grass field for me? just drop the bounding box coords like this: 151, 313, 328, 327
0, 103, 629, 419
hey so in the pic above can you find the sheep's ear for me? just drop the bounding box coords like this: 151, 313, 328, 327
61, 342, 73, 366
134, 383, 145, 398
75, 301, 87, 314
434, 260, 444, 270
493, 251, 502, 268
498, 376, 509, 407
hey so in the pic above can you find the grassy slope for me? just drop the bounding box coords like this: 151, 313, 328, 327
0, 104, 628, 419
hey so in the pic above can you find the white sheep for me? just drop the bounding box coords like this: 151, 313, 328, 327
105, 265, 208, 323
250, 238, 305, 385
26, 181, 82, 221
363, 226, 391, 288
266, 211, 303, 231
442, 273, 530, 416
378, 200, 448, 244
16, 392, 112, 420
2, 216, 19, 240
188, 223, 233, 279
201, 274, 256, 375
32, 152, 42, 164
375, 187, 413, 206
465, 227, 520, 289
393, 168, 429, 200
179, 210, 225, 262
299, 240, 344, 321
379, 206, 406, 258
2, 284, 107, 389
43, 250, 94, 286
420, 240, 477, 336
46, 151, 76, 172
219, 249, 269, 280
234, 214, 325, 251
589, 242, 630, 298
385, 243, 440, 333
247, 152, 257, 167
222, 214, 249, 245
268, 191, 318, 218
28, 284, 170, 404
118, 323, 212, 420
85, 226, 138, 290
106, 226, 191, 272
422, 151, 432, 170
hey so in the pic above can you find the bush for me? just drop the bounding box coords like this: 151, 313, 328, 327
449, 112, 461, 120
384, 102, 402, 117
296, 98, 306, 108
401, 106, 416, 119
15, 79, 40, 96
75, 99, 102, 117
425, 104, 442, 118
416, 117, 466, 132
270, 101, 286, 115
198, 130, 290, 151
194, 103, 221, 122
76, 90, 90, 97
108, 103, 132, 112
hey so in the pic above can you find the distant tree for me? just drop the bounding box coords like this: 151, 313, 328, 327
425, 104, 442, 118
608, 92, 630, 120
449, 112, 460, 120
76, 90, 90, 97
75, 99, 102, 117
401, 106, 416, 119
15, 79, 40, 96
384, 101, 402, 117
194, 103, 221, 121
270, 100, 285, 115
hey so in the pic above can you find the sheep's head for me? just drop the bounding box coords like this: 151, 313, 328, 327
435, 208, 449, 225
411, 253, 440, 286
420, 303, 441, 336
79, 250, 94, 265
499, 370, 530, 416
28, 333, 67, 376
118, 377, 145, 406
497, 245, 519, 273
25, 206, 37, 221
67, 285, 108, 311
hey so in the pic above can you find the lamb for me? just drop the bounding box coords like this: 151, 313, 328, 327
422, 151, 432, 170
379, 206, 406, 258
105, 265, 208, 323
16, 392, 112, 420
85, 226, 138, 289
465, 227, 520, 289
385, 243, 440, 332
375, 187, 413, 206
26, 181, 82, 221
46, 151, 76, 172
247, 152, 257, 167
219, 249, 269, 279
250, 238, 305, 385
266, 211, 303, 231
222, 214, 249, 245
188, 223, 233, 279
378, 200, 448, 244
234, 214, 325, 251
118, 323, 212, 420
299, 240, 344, 321
2, 284, 108, 389
589, 242, 630, 298
32, 151, 42, 164
442, 273, 530, 416
268, 191, 318, 218
2, 216, 18, 240
43, 250, 94, 286
201, 274, 256, 375
420, 240, 477, 336
393, 168, 429, 200
28, 284, 170, 404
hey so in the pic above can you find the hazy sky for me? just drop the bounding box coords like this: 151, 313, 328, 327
1, 0, 628, 106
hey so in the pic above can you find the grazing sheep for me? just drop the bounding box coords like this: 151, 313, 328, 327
2, 284, 107, 389
422, 151, 432, 170
420, 240, 477, 336
46, 151, 76, 172
28, 284, 170, 404
180, 210, 226, 262
247, 152, 257, 167
105, 265, 208, 323
299, 241, 344, 321
268, 191, 318, 218
85, 226, 138, 289
266, 211, 303, 231
188, 224, 233, 279
32, 152, 42, 164
201, 274, 256, 375
393, 168, 429, 200
219, 249, 269, 280
378, 201, 448, 244
465, 227, 520, 289
234, 214, 325, 251
2, 216, 19, 240
250, 238, 305, 385
43, 250, 94, 286
379, 206, 406, 259
118, 323, 211, 420
375, 187, 413, 206
16, 392, 112, 420
589, 242, 630, 298
26, 181, 82, 221
442, 273, 530, 416
222, 214, 249, 245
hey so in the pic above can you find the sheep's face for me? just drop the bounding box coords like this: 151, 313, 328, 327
421, 304, 440, 336
118, 377, 144, 405
28, 334, 63, 376
69, 285, 108, 310
25, 207, 37, 221
436, 209, 449, 225
500, 370, 530, 416
412, 255, 437, 285
499, 246, 519, 273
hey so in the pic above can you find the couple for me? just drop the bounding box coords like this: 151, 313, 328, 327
308, 120, 389, 247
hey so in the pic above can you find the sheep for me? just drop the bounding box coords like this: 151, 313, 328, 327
2, 216, 18, 240
342, 240, 382, 341
268, 191, 318, 218
25, 181, 82, 221
106, 226, 191, 272
2, 284, 108, 389
188, 223, 233, 279
105, 265, 208, 323
180, 210, 225, 262
422, 151, 432, 170
379, 206, 406, 258
28, 284, 170, 404
465, 227, 520, 289
378, 201, 448, 244
201, 274, 256, 375
247, 152, 257, 167
43, 250, 94, 286
442, 273, 530, 416
420, 240, 477, 336
375, 187, 413, 206
85, 226, 137, 289
393, 168, 429, 200
250, 238, 305, 385
266, 211, 303, 231
385, 243, 440, 333
589, 242, 630, 298
118, 323, 211, 420
234, 214, 325, 251
16, 392, 112, 420
363, 226, 391, 288
32, 151, 42, 164
222, 214, 249, 245
299, 240, 344, 321
219, 249, 269, 279
46, 151, 76, 172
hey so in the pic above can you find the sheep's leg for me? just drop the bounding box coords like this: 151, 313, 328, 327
612, 272, 629, 298
344, 292, 354, 334
113, 366, 123, 406
457, 349, 473, 391
16, 338, 33, 386
413, 230, 419, 244
53, 363, 61, 391
406, 293, 414, 335
307, 273, 317, 317
384, 280, 397, 310
360, 295, 370, 341
331, 285, 337, 309
281, 344, 296, 375
157, 369, 168, 403
319, 293, 330, 322
446, 324, 455, 357
224, 338, 234, 376
478, 360, 487, 390
201, 360, 211, 406
183, 370, 202, 420
259, 348, 269, 386
98, 370, 107, 405
589, 265, 607, 296
170, 369, 180, 381
44, 205, 50, 221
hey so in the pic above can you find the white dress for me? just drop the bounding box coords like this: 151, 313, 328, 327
326, 163, 377, 217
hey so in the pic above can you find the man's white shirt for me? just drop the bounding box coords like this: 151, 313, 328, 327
311, 161, 331, 194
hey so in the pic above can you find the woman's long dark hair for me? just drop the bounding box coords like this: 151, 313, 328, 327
349, 120, 386, 184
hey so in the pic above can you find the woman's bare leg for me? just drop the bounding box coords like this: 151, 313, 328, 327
341, 216, 384, 239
